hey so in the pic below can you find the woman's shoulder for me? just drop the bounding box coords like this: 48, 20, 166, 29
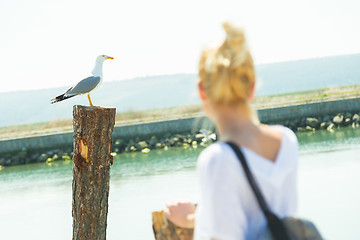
197, 125, 298, 170
268, 125, 298, 146
197, 142, 237, 169
198, 142, 228, 161
198, 125, 298, 159
267, 125, 299, 168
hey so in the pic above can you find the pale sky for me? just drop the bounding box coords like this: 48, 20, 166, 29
0, 0, 359, 93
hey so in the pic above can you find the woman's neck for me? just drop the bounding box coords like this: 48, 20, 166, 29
213, 104, 259, 143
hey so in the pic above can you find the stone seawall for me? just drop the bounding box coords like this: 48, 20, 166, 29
1, 97, 359, 166
259, 96, 360, 122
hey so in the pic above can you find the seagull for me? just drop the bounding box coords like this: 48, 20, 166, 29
51, 55, 114, 106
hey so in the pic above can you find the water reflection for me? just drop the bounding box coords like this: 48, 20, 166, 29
297, 127, 360, 155
111, 147, 202, 179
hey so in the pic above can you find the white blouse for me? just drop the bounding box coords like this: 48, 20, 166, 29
194, 125, 298, 240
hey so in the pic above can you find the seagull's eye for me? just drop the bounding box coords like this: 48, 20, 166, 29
102, 55, 105, 57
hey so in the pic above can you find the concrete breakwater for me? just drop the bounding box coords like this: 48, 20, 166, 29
0, 97, 359, 167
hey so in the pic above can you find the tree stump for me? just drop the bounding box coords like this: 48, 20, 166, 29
152, 211, 194, 240
72, 105, 116, 240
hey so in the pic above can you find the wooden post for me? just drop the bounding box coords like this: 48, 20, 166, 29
72, 105, 116, 240
152, 211, 194, 240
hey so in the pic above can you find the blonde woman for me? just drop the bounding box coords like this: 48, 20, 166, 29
164, 23, 298, 240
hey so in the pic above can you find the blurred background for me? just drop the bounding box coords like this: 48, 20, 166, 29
0, 0, 359, 126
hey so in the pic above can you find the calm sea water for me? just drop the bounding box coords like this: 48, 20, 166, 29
0, 128, 360, 239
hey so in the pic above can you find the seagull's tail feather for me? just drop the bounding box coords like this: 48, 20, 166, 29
51, 94, 75, 104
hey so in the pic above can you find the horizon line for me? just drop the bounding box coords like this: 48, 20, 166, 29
1, 52, 359, 94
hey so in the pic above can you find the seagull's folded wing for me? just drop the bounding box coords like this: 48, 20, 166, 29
66, 76, 101, 96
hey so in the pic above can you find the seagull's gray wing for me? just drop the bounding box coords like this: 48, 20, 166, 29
65, 76, 101, 96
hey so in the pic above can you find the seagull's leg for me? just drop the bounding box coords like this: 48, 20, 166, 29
87, 94, 94, 106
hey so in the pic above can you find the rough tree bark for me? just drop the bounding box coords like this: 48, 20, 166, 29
152, 211, 194, 240
72, 105, 116, 240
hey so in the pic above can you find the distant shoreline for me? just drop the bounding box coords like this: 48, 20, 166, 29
0, 85, 359, 166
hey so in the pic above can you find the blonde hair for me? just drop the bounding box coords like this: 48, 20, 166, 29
198, 22, 255, 105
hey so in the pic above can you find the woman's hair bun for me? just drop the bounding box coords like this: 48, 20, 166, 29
221, 22, 248, 68
198, 22, 255, 105
222, 22, 244, 37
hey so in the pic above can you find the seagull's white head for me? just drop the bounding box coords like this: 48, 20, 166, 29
96, 54, 114, 62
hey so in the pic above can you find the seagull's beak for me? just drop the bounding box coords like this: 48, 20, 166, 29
107, 56, 114, 60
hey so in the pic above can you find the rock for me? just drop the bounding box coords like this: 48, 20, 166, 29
344, 118, 352, 126
306, 118, 320, 129
62, 155, 71, 161
297, 127, 306, 132
155, 143, 163, 149
39, 153, 48, 162
175, 134, 185, 143
124, 146, 131, 152
183, 143, 190, 149
353, 114, 360, 123
332, 114, 343, 125
208, 133, 217, 141
141, 148, 150, 153
167, 138, 175, 146
164, 140, 172, 147
327, 123, 335, 131
137, 141, 148, 150
305, 126, 315, 132
149, 136, 158, 146
320, 122, 327, 130
320, 120, 333, 129
57, 150, 64, 157
194, 133, 205, 143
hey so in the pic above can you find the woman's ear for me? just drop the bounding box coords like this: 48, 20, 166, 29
198, 82, 206, 101
248, 82, 255, 101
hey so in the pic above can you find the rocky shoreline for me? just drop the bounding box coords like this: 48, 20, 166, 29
0, 111, 359, 167
276, 112, 359, 132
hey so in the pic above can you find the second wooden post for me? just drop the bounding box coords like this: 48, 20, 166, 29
72, 105, 116, 240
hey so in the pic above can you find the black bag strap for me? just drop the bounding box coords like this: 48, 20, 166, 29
226, 142, 290, 240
